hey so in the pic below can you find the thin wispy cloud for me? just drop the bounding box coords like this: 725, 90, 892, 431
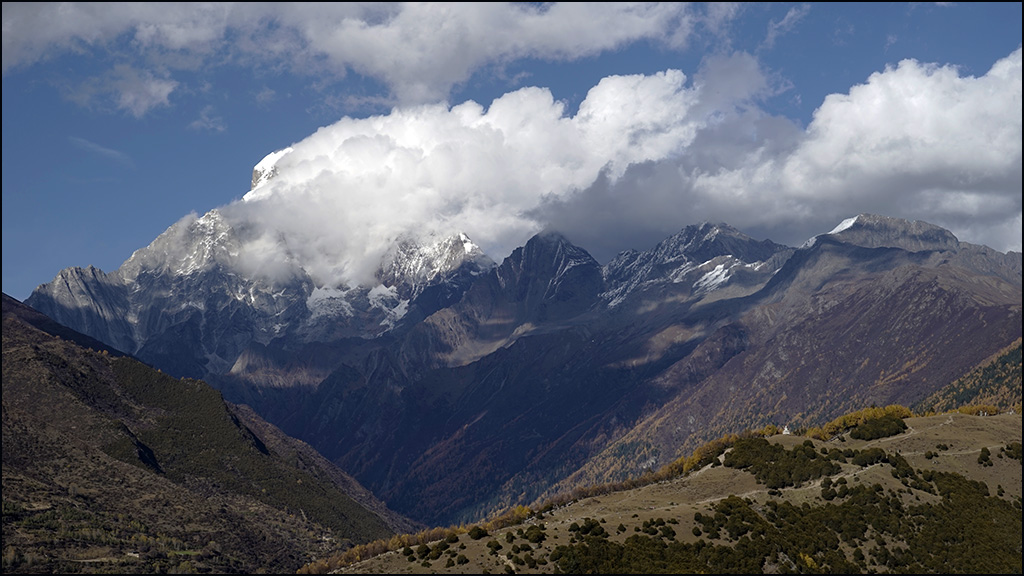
254, 87, 277, 107
111, 67, 178, 118
763, 4, 810, 50
67, 136, 133, 167
2, 3, 699, 113
188, 105, 226, 132
63, 65, 178, 118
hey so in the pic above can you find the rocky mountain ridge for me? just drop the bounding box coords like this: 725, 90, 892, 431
27, 208, 495, 380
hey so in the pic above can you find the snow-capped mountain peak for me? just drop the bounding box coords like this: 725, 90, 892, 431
377, 232, 495, 292
800, 214, 960, 252
118, 209, 240, 283
458, 232, 477, 255
601, 223, 789, 306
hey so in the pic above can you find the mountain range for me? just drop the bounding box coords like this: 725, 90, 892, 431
25, 199, 1023, 527
5, 290, 1019, 574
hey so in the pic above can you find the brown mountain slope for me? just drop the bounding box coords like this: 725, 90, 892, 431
915, 338, 1023, 414
553, 235, 1022, 493
1, 293, 410, 574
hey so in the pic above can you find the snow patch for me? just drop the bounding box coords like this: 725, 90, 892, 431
307, 286, 355, 318
380, 232, 494, 288
368, 284, 397, 301
694, 263, 731, 292
380, 299, 410, 327
459, 232, 477, 254
801, 215, 860, 249
368, 284, 409, 328
254, 147, 293, 174
668, 262, 696, 283
174, 210, 233, 276
828, 216, 860, 235
698, 258, 716, 267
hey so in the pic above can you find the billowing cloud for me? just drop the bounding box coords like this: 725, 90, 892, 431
1, 3, 237, 72
544, 47, 1023, 260
778, 49, 1022, 237
217, 47, 1021, 289
266, 3, 695, 104
227, 69, 704, 286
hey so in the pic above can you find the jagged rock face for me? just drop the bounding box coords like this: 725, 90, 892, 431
494, 231, 605, 322
26, 265, 135, 354
28, 210, 314, 378
24, 213, 1023, 527
386, 232, 607, 374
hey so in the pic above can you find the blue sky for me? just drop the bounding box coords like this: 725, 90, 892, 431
3, 3, 1021, 299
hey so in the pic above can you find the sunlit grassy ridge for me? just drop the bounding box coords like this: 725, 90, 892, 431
302, 402, 1022, 574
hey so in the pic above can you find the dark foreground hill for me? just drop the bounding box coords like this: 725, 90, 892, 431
309, 407, 1022, 574
1, 293, 417, 574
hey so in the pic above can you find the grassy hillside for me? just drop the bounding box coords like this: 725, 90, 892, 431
302, 338, 1024, 574
2, 294, 400, 573
310, 410, 1022, 574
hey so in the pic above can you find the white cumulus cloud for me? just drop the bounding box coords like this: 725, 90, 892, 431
544, 48, 1023, 259
219, 46, 1021, 290
225, 68, 706, 287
